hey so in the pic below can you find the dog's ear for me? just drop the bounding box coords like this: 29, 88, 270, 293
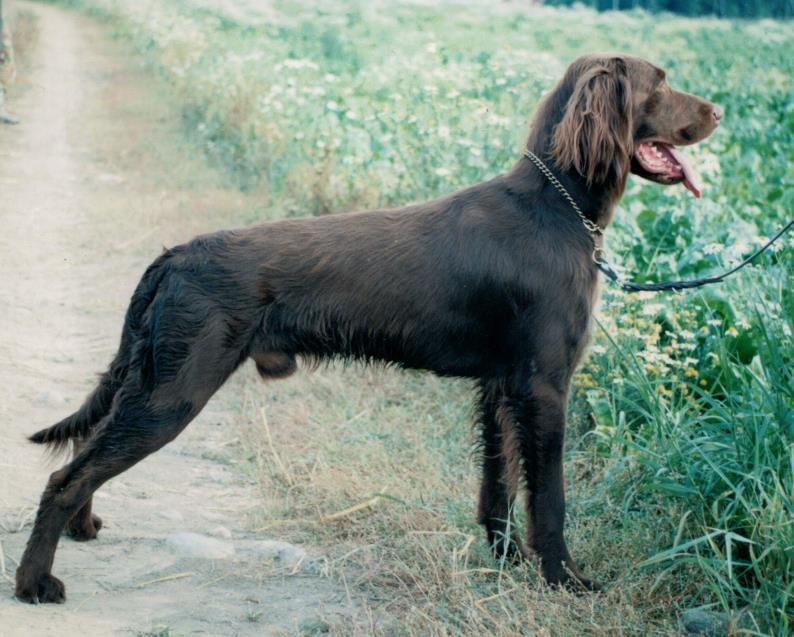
551, 57, 633, 189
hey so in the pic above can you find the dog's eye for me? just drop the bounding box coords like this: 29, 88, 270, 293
644, 92, 661, 114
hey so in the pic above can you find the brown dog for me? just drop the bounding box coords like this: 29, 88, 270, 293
16, 54, 721, 603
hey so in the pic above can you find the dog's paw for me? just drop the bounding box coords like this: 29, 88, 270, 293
66, 513, 103, 541
541, 558, 603, 595
490, 539, 525, 566
564, 574, 603, 594
486, 526, 526, 567
15, 572, 66, 604
551, 571, 603, 595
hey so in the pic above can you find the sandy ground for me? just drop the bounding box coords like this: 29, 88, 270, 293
0, 3, 354, 635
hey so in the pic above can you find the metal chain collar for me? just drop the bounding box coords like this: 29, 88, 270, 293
523, 148, 619, 279
522, 149, 604, 236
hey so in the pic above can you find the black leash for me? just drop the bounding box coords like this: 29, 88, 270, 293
595, 219, 793, 292
523, 149, 793, 293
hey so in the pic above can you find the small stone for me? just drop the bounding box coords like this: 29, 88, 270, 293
209, 525, 232, 539
166, 532, 235, 559
160, 510, 184, 522
252, 540, 307, 567
36, 391, 60, 405
96, 173, 125, 184
299, 617, 330, 636
680, 608, 729, 636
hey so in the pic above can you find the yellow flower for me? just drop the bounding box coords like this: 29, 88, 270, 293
726, 326, 739, 337
684, 367, 698, 378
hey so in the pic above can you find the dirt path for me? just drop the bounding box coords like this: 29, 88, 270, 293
0, 3, 353, 635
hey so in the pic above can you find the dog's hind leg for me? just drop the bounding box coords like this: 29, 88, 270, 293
15, 323, 245, 603
477, 381, 524, 564
15, 393, 190, 603
64, 438, 103, 541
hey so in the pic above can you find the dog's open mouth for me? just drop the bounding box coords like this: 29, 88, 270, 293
634, 141, 701, 198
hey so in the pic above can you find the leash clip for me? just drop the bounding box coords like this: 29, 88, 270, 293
592, 247, 622, 283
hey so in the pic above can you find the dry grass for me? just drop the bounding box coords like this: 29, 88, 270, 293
232, 364, 695, 636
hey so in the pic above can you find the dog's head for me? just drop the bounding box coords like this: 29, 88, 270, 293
550, 54, 722, 198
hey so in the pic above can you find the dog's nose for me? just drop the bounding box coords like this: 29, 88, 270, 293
712, 105, 724, 123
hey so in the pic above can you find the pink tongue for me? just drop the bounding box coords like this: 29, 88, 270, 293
665, 145, 701, 198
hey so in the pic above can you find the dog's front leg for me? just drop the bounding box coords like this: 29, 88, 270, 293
477, 380, 524, 564
517, 376, 600, 592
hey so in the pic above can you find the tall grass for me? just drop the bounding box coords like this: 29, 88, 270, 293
44, 1, 793, 634
582, 267, 793, 635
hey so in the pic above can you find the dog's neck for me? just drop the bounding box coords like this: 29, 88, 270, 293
504, 133, 620, 230
503, 83, 625, 229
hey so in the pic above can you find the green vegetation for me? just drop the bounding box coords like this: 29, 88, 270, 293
547, 0, 793, 19
48, 1, 793, 634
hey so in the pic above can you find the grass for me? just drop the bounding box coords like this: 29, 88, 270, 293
39, 0, 794, 635
135, 627, 175, 637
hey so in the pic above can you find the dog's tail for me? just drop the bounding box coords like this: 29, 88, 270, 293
29, 249, 176, 454
28, 370, 119, 454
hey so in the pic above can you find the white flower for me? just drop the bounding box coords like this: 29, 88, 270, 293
486, 113, 502, 126
642, 303, 665, 316
326, 101, 339, 111
435, 167, 452, 177
283, 58, 319, 70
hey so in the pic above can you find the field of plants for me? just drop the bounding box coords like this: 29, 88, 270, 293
43, 1, 793, 634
